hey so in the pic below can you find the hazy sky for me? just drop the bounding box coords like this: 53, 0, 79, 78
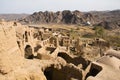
0, 0, 120, 13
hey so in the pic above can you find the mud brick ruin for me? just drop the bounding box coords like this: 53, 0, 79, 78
0, 20, 120, 80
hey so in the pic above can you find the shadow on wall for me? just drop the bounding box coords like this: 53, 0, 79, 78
46, 47, 56, 54
34, 45, 42, 52
85, 63, 102, 80
57, 52, 90, 70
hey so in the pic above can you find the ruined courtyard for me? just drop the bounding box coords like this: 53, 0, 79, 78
0, 20, 120, 80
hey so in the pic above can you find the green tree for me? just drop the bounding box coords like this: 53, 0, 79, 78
94, 26, 105, 38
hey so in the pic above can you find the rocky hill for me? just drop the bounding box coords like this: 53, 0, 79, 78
90, 10, 120, 23
19, 10, 120, 29
90, 10, 120, 29
19, 10, 95, 25
0, 14, 29, 21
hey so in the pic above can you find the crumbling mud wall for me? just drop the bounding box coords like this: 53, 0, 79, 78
0, 22, 23, 75
57, 52, 90, 70
0, 22, 20, 54
15, 23, 35, 58
0, 22, 46, 80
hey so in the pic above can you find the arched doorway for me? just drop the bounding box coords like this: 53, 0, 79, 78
57, 52, 72, 63
24, 45, 33, 59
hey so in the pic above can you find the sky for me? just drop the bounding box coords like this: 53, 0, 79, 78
0, 0, 120, 14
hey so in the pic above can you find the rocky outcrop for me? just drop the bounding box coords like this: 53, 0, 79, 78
19, 10, 95, 25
